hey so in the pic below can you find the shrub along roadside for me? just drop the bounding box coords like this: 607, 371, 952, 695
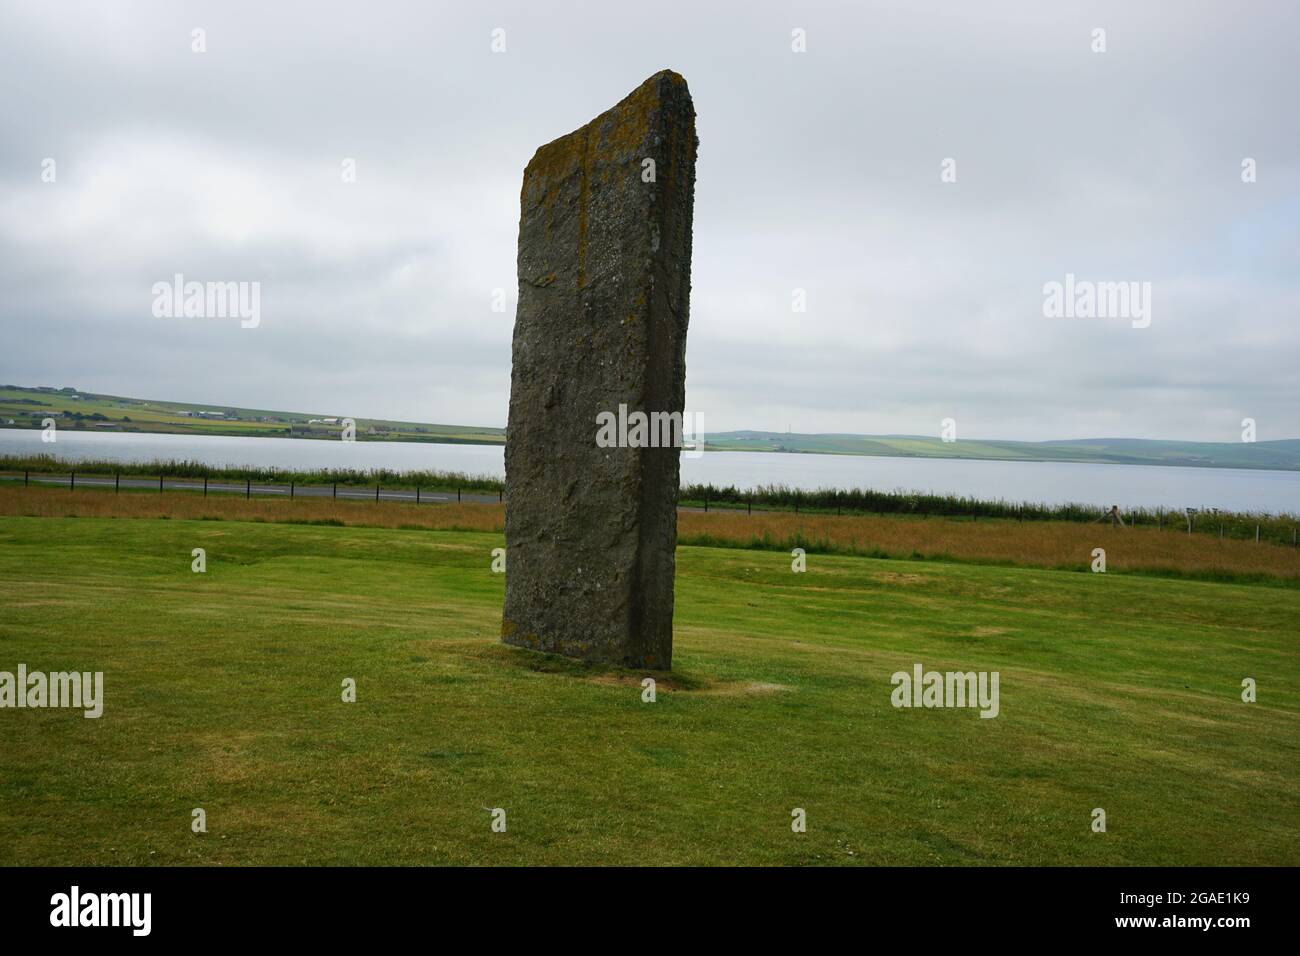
0, 453, 502, 494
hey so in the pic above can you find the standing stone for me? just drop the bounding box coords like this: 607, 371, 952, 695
502, 70, 698, 669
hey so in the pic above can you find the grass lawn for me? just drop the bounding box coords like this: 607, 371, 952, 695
0, 514, 1296, 865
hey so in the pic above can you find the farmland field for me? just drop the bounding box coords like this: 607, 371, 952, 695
0, 507, 1296, 865
0, 386, 505, 444
2, 486, 1296, 584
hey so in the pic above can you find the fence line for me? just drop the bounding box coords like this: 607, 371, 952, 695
1, 471, 495, 509
3, 470, 1298, 548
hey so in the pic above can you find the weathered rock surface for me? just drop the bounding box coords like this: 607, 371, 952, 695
502, 70, 698, 669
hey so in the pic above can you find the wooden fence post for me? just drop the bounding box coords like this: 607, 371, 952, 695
203, 476, 207, 497
116, 473, 120, 494
159, 475, 163, 494
416, 486, 420, 505
70, 471, 75, 491
246, 479, 251, 499
376, 484, 380, 502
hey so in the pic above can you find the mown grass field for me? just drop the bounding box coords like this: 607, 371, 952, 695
3, 486, 1297, 584
0, 512, 1296, 866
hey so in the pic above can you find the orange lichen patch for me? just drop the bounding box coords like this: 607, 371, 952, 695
521, 128, 583, 214
522, 70, 680, 210
518, 71, 693, 301
577, 125, 590, 287
591, 79, 660, 161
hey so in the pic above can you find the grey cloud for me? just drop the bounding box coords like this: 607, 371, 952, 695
1, 0, 1297, 439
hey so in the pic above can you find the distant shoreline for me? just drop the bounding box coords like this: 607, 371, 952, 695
5, 423, 1300, 475
3, 384, 1298, 473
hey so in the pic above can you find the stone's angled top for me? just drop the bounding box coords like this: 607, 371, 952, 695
517, 69, 698, 296
521, 69, 695, 200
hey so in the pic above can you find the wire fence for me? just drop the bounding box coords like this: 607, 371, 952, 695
4, 468, 1298, 548
1, 470, 501, 505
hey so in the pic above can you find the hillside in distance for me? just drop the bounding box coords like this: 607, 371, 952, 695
699, 431, 1300, 471
3, 385, 1297, 471
0, 385, 504, 445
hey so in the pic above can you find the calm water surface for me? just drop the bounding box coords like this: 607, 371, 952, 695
2, 428, 1296, 513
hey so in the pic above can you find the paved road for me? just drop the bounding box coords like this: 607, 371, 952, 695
0, 473, 503, 505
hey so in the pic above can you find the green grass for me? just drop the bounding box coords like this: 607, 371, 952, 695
0, 515, 1296, 865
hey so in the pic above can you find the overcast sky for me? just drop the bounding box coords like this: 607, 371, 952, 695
1, 0, 1296, 441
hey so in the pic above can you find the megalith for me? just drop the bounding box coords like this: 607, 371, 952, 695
502, 70, 698, 669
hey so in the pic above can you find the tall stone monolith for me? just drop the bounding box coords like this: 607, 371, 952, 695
502, 70, 698, 669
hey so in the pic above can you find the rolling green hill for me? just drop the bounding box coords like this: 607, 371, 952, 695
0, 384, 504, 445
704, 431, 1300, 471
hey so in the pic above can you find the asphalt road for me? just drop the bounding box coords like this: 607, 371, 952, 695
0, 473, 503, 505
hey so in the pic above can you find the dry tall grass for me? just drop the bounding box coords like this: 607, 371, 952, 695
2, 486, 1295, 582
0, 487, 504, 533
678, 510, 1300, 582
